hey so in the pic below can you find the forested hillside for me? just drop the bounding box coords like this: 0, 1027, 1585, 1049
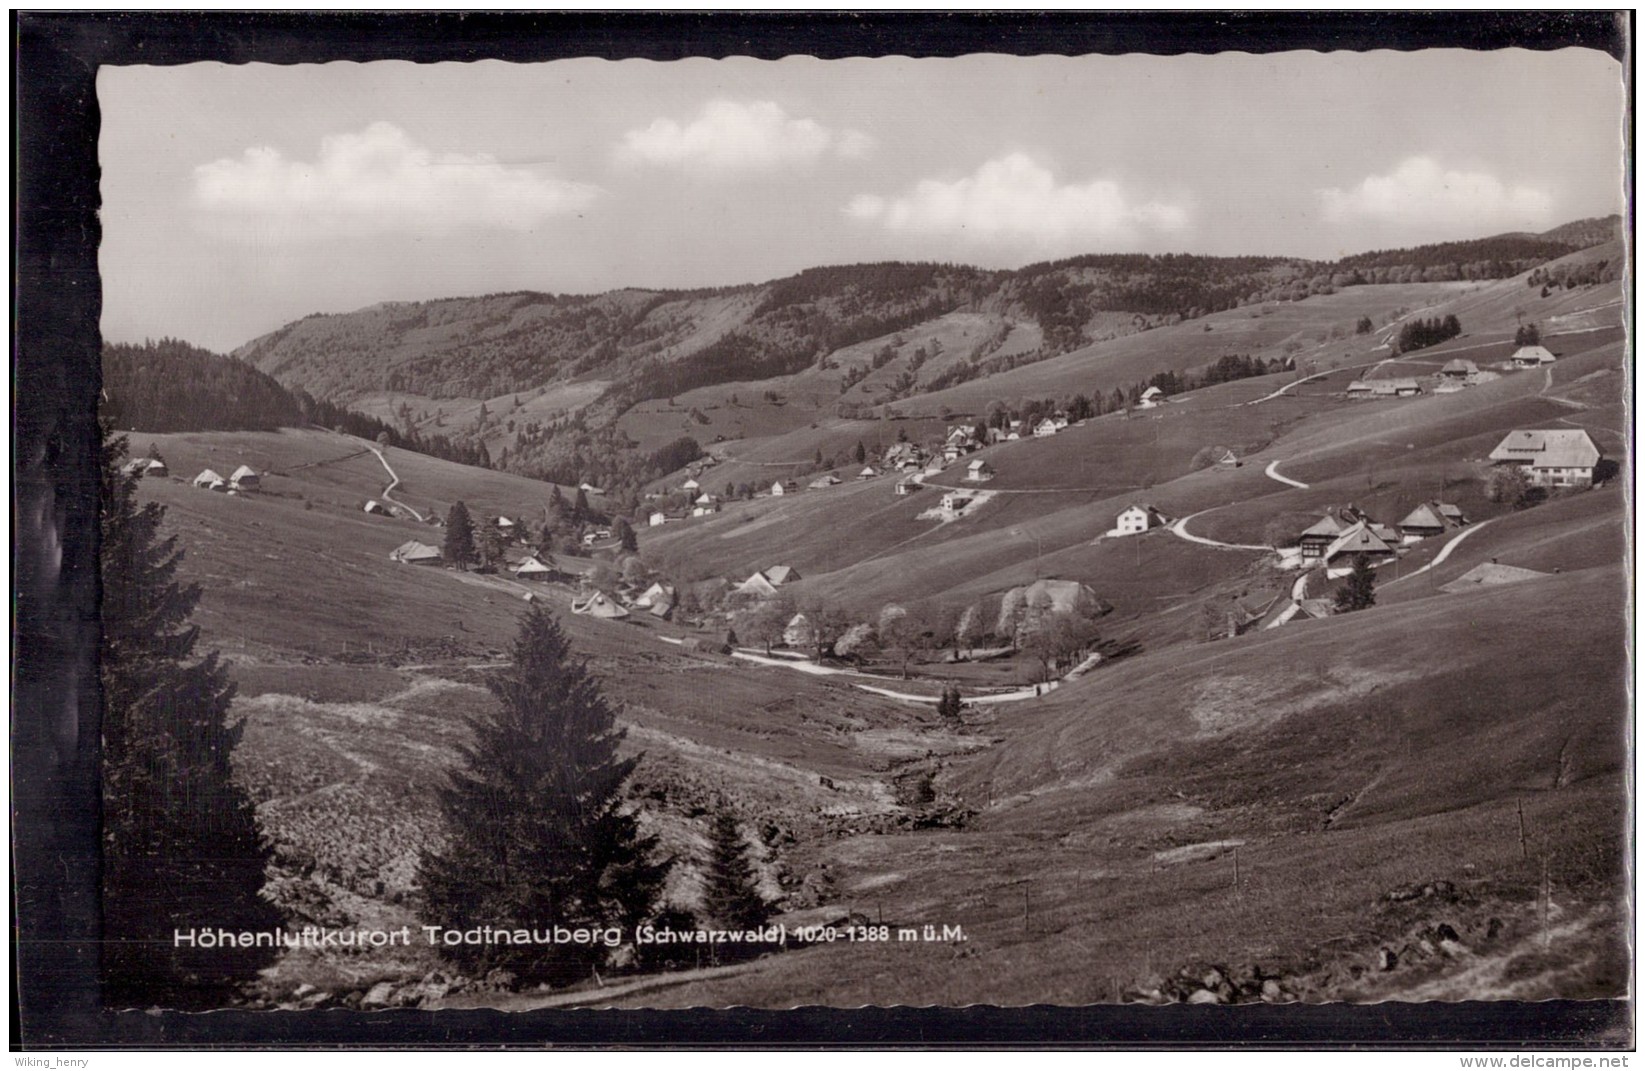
101, 339, 490, 467
238, 218, 1618, 414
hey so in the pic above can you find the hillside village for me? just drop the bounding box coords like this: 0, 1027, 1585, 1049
99, 217, 1628, 1013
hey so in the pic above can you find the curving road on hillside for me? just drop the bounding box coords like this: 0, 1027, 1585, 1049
1264, 459, 1310, 489
1167, 510, 1273, 552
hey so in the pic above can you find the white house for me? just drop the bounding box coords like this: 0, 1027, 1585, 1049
938, 492, 974, 518
966, 459, 995, 483
1115, 504, 1165, 535
770, 480, 787, 496
1137, 386, 1165, 408
649, 511, 668, 527
1033, 419, 1059, 438
1511, 345, 1557, 369
1488, 429, 1602, 488
682, 477, 700, 492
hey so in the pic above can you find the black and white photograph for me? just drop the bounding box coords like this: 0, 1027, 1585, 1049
13, 12, 1634, 1049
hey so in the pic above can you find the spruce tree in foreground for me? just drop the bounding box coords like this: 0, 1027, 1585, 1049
1334, 553, 1378, 613
702, 806, 771, 954
418, 605, 669, 987
444, 500, 476, 569
99, 424, 281, 1007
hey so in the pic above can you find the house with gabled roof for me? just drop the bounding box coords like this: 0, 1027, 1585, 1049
229, 464, 260, 491
1297, 514, 1345, 560
1397, 503, 1448, 540
1322, 521, 1396, 571
735, 565, 800, 598
1138, 386, 1164, 408
390, 540, 442, 565
1441, 358, 1479, 379
1488, 429, 1601, 488
193, 469, 227, 491
966, 459, 995, 483
1511, 345, 1556, 368
1115, 504, 1166, 535
513, 556, 553, 581
809, 474, 841, 490
1033, 418, 1059, 438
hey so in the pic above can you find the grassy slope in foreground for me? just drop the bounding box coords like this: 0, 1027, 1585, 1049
574, 562, 1625, 1009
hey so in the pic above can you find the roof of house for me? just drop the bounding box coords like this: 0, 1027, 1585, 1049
1140, 386, 1163, 398
735, 572, 779, 597
1441, 358, 1479, 375
968, 458, 991, 469
391, 540, 442, 562
513, 557, 552, 574
1120, 503, 1160, 516
193, 469, 225, 484
1488, 429, 1601, 469
764, 565, 800, 585
1398, 503, 1447, 530
230, 464, 259, 481
1299, 514, 1345, 539
1438, 562, 1551, 594
1324, 521, 1395, 560
573, 592, 629, 618
1346, 380, 1376, 391
1512, 345, 1556, 365
1437, 503, 1465, 520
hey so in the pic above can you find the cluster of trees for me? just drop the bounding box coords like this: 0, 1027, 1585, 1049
1526, 257, 1620, 294
1394, 315, 1462, 354
1134, 353, 1287, 401
727, 588, 1108, 684
101, 339, 494, 469
1515, 323, 1542, 347
102, 338, 306, 432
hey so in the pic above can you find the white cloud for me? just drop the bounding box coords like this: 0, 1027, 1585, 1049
1319, 157, 1555, 230
845, 154, 1189, 248
617, 99, 871, 174
192, 121, 601, 238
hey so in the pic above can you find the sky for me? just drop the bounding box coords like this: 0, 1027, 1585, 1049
98, 49, 1626, 353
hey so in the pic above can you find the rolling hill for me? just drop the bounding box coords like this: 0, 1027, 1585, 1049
230, 218, 1621, 500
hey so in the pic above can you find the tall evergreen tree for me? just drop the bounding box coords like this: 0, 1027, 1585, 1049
418, 606, 669, 987
1334, 554, 1378, 613
572, 487, 591, 524
476, 520, 505, 571
99, 424, 281, 1007
702, 807, 771, 937
614, 517, 638, 553
444, 501, 476, 570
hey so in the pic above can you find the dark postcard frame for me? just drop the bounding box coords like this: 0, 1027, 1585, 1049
12, 10, 1632, 1049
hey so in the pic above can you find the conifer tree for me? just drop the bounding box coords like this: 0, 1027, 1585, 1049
1334, 553, 1378, 613
614, 517, 638, 553
418, 606, 669, 987
444, 500, 476, 569
702, 807, 771, 938
99, 424, 281, 1006
477, 520, 505, 571
573, 487, 591, 524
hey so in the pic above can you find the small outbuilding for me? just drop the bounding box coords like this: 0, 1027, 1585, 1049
572, 591, 630, 619
229, 465, 260, 491
193, 469, 228, 492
